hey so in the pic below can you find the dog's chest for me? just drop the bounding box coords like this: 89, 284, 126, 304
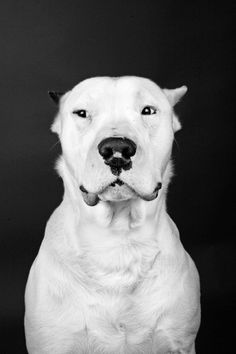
73, 240, 161, 351
83, 293, 157, 353
79, 238, 159, 291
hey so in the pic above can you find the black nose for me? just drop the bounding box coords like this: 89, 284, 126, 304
98, 137, 137, 175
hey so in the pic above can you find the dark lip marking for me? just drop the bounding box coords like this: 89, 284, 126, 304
140, 182, 162, 201
79, 185, 100, 206
110, 179, 125, 187
79, 181, 162, 206
79, 185, 88, 193
155, 182, 162, 192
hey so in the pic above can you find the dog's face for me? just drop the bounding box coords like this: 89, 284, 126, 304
51, 77, 187, 206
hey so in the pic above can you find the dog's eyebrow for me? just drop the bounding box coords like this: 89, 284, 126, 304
73, 91, 101, 104
135, 89, 158, 106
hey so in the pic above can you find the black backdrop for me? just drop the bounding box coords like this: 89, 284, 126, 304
0, 1, 235, 353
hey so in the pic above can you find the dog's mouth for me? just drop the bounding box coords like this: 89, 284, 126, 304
80, 179, 162, 206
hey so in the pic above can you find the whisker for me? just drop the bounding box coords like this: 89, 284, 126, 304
173, 137, 180, 152
49, 139, 60, 151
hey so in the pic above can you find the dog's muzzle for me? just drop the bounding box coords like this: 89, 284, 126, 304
98, 137, 137, 176
80, 136, 162, 206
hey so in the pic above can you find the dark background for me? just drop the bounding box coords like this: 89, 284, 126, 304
0, 0, 235, 352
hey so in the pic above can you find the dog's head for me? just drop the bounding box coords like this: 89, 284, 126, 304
50, 77, 187, 206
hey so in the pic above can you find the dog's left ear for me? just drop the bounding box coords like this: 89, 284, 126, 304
163, 86, 187, 106
163, 86, 188, 132
48, 91, 65, 105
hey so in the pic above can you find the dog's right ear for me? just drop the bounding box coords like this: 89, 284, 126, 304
48, 91, 65, 105
49, 91, 71, 135
48, 91, 64, 136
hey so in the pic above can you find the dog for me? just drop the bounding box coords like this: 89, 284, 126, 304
24, 76, 200, 353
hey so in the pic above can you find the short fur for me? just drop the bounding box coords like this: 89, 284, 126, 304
25, 76, 200, 354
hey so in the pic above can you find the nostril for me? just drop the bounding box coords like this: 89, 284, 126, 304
100, 146, 113, 159
122, 147, 129, 159
123, 145, 136, 159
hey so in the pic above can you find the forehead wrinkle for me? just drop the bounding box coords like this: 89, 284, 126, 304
118, 77, 167, 104
89, 82, 119, 115
69, 78, 115, 100
116, 79, 160, 107
132, 89, 155, 110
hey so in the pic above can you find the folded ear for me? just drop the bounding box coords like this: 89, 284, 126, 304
48, 91, 65, 105
163, 85, 188, 132
163, 85, 188, 106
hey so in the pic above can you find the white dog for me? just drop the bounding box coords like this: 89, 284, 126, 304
24, 76, 200, 354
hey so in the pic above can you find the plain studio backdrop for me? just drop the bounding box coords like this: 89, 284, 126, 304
0, 1, 235, 353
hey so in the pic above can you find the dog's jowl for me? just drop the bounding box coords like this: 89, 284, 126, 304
24, 77, 200, 354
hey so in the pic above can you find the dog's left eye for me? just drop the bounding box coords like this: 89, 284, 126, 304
141, 106, 157, 115
72, 109, 88, 118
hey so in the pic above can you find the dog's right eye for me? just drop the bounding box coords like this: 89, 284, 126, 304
72, 109, 88, 118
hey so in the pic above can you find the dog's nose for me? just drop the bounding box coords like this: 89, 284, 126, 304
98, 137, 137, 175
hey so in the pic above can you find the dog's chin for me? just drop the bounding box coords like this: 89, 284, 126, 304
98, 183, 137, 202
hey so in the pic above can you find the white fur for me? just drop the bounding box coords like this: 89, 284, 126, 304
25, 77, 200, 353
